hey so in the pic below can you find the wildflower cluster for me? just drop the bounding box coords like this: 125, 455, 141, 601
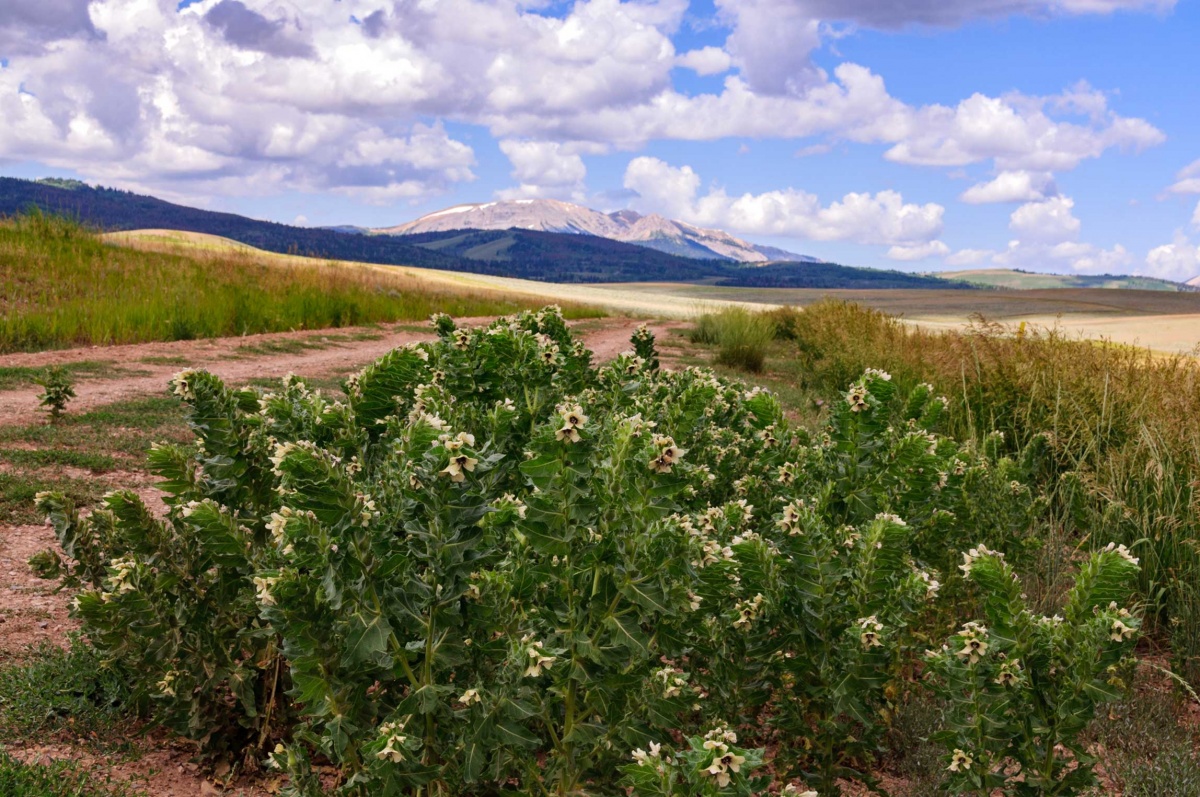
32, 307, 1131, 797
925, 544, 1142, 795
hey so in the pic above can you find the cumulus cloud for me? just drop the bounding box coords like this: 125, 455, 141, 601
0, 0, 99, 57
797, 0, 1173, 27
0, 0, 1170, 208
883, 87, 1163, 171
944, 248, 995, 267
887, 241, 950, 261
202, 0, 315, 59
1143, 233, 1200, 282
988, 194, 1133, 273
1009, 196, 1082, 243
495, 140, 587, 200
675, 46, 732, 76
1193, 200, 1200, 227
960, 170, 1056, 204
624, 156, 944, 246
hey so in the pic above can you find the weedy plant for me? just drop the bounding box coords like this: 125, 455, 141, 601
620, 727, 768, 796
690, 308, 776, 373
35, 366, 76, 422
35, 307, 1131, 796
926, 544, 1142, 796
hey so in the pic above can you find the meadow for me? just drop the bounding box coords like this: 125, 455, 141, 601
0, 214, 597, 353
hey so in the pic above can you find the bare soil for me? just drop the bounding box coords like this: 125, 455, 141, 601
0, 317, 681, 426
0, 315, 682, 795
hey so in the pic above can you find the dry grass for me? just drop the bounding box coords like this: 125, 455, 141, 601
0, 214, 599, 353
774, 300, 1200, 684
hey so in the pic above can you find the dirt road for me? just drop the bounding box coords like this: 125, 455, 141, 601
0, 317, 679, 426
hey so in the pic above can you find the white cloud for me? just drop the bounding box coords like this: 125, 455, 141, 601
960, 170, 1056, 204
887, 241, 950, 261
675, 46, 732, 76
884, 88, 1163, 171
495, 139, 587, 200
1167, 158, 1200, 195
1143, 233, 1200, 282
1009, 197, 1082, 243
624, 156, 944, 246
0, 0, 1170, 207
1193, 200, 1200, 227
944, 248, 995, 267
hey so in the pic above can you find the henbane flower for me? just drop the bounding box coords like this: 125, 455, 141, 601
858, 615, 884, 648
948, 749, 974, 772
524, 644, 556, 677
440, 452, 479, 482
556, 404, 587, 443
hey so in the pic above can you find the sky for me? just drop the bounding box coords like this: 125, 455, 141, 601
1, 0, 1199, 279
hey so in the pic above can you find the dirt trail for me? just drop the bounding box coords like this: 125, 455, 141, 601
0, 317, 679, 426
0, 314, 682, 794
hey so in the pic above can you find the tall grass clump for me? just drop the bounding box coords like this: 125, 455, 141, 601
0, 212, 598, 353
689, 307, 776, 372
781, 299, 1200, 686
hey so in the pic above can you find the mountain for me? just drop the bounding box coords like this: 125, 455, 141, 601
0, 176, 969, 290
376, 198, 818, 263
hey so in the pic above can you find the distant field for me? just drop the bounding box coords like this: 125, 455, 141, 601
593, 282, 1200, 353
103, 229, 1200, 354
936, 267, 1188, 292
0, 217, 597, 353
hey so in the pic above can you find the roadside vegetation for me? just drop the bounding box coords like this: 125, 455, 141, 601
747, 300, 1200, 687
2, 306, 1197, 795
0, 212, 598, 353
11, 307, 1166, 796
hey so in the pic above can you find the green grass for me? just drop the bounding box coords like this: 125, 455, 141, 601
0, 212, 596, 353
0, 396, 189, 523
0, 642, 134, 748
0, 449, 117, 472
0, 753, 142, 797
0, 362, 121, 392
0, 473, 105, 525
689, 307, 777, 373
136, 355, 190, 366
233, 329, 383, 357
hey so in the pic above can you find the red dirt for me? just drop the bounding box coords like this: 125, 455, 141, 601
0, 317, 683, 426
0, 315, 683, 795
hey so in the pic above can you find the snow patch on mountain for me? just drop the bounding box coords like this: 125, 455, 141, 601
376, 199, 818, 264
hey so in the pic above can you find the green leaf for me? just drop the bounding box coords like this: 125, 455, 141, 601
619, 578, 669, 614
341, 612, 392, 667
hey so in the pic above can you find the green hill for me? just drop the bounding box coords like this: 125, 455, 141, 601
938, 268, 1188, 292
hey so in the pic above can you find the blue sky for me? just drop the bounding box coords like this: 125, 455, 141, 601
2, 0, 1199, 278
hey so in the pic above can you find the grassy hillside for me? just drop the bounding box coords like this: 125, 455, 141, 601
940, 267, 1188, 292
3, 176, 985, 289
0, 213, 585, 353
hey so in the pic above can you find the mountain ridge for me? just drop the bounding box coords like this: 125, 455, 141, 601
376, 198, 819, 264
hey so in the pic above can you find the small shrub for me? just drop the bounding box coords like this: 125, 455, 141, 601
926, 544, 1142, 795
691, 309, 776, 373
631, 323, 659, 371
621, 727, 768, 796
35, 367, 75, 422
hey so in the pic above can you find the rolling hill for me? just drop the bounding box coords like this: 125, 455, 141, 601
939, 268, 1190, 292
0, 176, 969, 289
